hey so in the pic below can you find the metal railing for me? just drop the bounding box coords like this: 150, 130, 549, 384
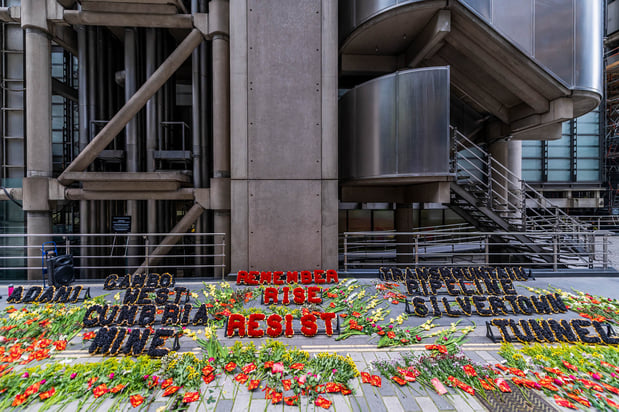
0, 232, 226, 279
341, 230, 610, 272
452, 128, 591, 233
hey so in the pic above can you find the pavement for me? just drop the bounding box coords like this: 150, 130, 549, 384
2, 273, 619, 411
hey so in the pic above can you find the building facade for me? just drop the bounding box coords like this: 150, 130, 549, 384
0, 0, 605, 279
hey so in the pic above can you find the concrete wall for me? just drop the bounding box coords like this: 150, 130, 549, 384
230, 0, 338, 271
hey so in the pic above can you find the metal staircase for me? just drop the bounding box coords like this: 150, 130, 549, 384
448, 127, 592, 266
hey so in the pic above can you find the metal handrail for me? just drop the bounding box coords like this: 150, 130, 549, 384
452, 127, 591, 233
0, 232, 226, 278
341, 230, 610, 272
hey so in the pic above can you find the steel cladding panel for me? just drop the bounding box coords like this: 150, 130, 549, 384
574, 0, 603, 93
491, 0, 533, 55
247, 0, 321, 179
340, 67, 449, 180
356, 0, 396, 24
534, 0, 574, 86
248, 180, 321, 269
461, 0, 491, 19
355, 75, 396, 178
397, 68, 449, 174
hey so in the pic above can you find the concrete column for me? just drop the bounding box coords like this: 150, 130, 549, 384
507, 140, 523, 219
395, 204, 414, 264
211, 0, 230, 275
489, 140, 509, 212
23, 2, 52, 279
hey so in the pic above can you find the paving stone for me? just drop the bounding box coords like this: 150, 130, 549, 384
415, 397, 439, 412
362, 351, 379, 366
283, 399, 300, 412
250, 398, 268, 412
391, 386, 422, 412
349, 396, 369, 412
360, 384, 388, 412
220, 375, 237, 399
215, 399, 234, 412
450, 394, 475, 412
460, 394, 485, 411
299, 395, 317, 412
348, 377, 362, 395
333, 395, 351, 412
382, 396, 406, 412
423, 386, 456, 411
233, 393, 252, 411
462, 350, 486, 365
377, 378, 397, 396
476, 350, 499, 364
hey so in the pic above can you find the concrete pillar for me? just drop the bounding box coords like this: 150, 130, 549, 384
507, 140, 523, 220
489, 139, 523, 226
395, 204, 414, 264
488, 140, 509, 212
22, 0, 52, 280
230, 0, 338, 272
211, 0, 231, 275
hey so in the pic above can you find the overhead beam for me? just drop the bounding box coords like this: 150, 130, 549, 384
58, 28, 204, 185
510, 98, 573, 136
405, 9, 450, 67
340, 54, 398, 75
445, 32, 549, 113
432, 54, 510, 123
51, 77, 78, 102
80, 2, 178, 15
63, 11, 193, 29
133, 203, 205, 274
65, 188, 195, 200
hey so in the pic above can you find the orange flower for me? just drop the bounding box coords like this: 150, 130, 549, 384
110, 384, 125, 394
225, 362, 237, 372
93, 384, 109, 398
202, 365, 214, 376
247, 379, 260, 390
39, 387, 55, 400
284, 395, 299, 406
52, 340, 67, 351
290, 363, 304, 370
392, 376, 407, 386
463, 365, 477, 377
163, 385, 180, 397
83, 332, 96, 341
315, 396, 332, 409
11, 393, 27, 407
129, 394, 144, 408
24, 382, 41, 396
351, 312, 361, 318
203, 374, 215, 384
235, 373, 249, 384
87, 377, 98, 389
37, 339, 52, 349
387, 331, 396, 339
282, 379, 292, 391
270, 391, 283, 404
182, 391, 199, 403
161, 378, 173, 389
